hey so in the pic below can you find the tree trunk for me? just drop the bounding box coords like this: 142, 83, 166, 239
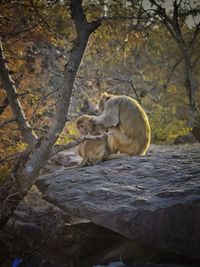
149, 0, 197, 112
0, 0, 101, 230
169, 31, 197, 112
183, 51, 196, 112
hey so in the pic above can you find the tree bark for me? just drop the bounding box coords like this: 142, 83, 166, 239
0, 41, 38, 146
0, 0, 101, 229
183, 49, 196, 111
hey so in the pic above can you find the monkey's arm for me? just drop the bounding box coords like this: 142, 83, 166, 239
93, 103, 120, 128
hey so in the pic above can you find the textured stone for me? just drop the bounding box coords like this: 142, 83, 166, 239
36, 144, 200, 260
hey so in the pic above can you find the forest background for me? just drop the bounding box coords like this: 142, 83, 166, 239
0, 0, 200, 227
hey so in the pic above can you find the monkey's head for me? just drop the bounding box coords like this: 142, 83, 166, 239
98, 92, 112, 113
76, 115, 95, 135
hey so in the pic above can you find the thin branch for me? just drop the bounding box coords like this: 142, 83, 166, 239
0, 39, 38, 146
18, 0, 102, 189
130, 80, 141, 103
193, 53, 200, 68
51, 132, 112, 156
113, 77, 141, 103
2, 24, 38, 39
189, 21, 200, 47
172, 0, 183, 40
31, 88, 60, 121
0, 0, 102, 230
164, 57, 183, 88
0, 117, 15, 128
149, 0, 179, 42
0, 97, 9, 115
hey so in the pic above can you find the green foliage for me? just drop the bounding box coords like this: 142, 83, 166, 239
56, 122, 79, 145
0, 0, 199, 179
150, 103, 190, 144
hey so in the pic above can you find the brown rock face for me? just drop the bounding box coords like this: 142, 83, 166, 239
36, 144, 200, 261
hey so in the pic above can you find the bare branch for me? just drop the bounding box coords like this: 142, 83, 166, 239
0, 0, 102, 230
189, 21, 200, 47
51, 132, 112, 156
2, 24, 38, 39
0, 40, 38, 146
148, 0, 197, 110
130, 80, 141, 104
149, 0, 180, 42
18, 0, 102, 190
0, 97, 9, 115
70, 0, 101, 36
193, 53, 200, 68
164, 57, 183, 88
172, 0, 183, 39
0, 117, 15, 128
113, 77, 141, 103
31, 88, 60, 121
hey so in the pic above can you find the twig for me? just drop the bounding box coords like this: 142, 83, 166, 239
0, 117, 15, 128
51, 132, 113, 156
0, 39, 38, 146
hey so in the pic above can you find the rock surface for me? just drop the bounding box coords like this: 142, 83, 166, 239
2, 187, 183, 267
36, 144, 200, 261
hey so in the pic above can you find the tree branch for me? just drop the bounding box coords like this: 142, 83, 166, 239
0, 40, 38, 147
113, 77, 141, 103
164, 57, 183, 88
18, 0, 101, 191
0, 117, 15, 128
2, 24, 38, 39
189, 21, 200, 47
149, 0, 180, 43
0, 0, 102, 230
51, 132, 111, 156
0, 97, 9, 115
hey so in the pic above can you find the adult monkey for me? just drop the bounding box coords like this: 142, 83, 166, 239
91, 92, 151, 156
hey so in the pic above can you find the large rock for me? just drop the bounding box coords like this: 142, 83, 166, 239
1, 187, 180, 267
36, 144, 200, 261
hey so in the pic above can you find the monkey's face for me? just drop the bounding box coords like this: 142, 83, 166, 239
77, 122, 90, 135
76, 117, 95, 135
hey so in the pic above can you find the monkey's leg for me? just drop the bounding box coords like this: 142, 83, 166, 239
64, 157, 89, 170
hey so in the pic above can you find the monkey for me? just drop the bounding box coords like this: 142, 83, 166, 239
75, 115, 109, 167
90, 92, 151, 156
65, 114, 127, 170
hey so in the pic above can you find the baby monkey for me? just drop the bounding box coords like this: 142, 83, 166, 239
76, 115, 109, 167
66, 115, 126, 170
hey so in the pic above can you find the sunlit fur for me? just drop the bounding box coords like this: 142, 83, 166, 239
95, 92, 151, 156
65, 114, 128, 170
75, 115, 109, 167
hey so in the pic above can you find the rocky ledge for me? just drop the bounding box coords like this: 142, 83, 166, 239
36, 144, 200, 262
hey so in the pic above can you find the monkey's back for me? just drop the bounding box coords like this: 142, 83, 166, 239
79, 139, 109, 164
108, 95, 151, 155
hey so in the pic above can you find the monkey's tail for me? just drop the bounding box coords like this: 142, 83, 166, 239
107, 153, 128, 160
64, 157, 89, 170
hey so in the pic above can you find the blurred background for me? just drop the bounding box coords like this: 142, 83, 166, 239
0, 0, 200, 177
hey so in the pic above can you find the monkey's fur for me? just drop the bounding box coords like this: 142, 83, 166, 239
91, 92, 151, 156
66, 115, 126, 170
76, 115, 109, 167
